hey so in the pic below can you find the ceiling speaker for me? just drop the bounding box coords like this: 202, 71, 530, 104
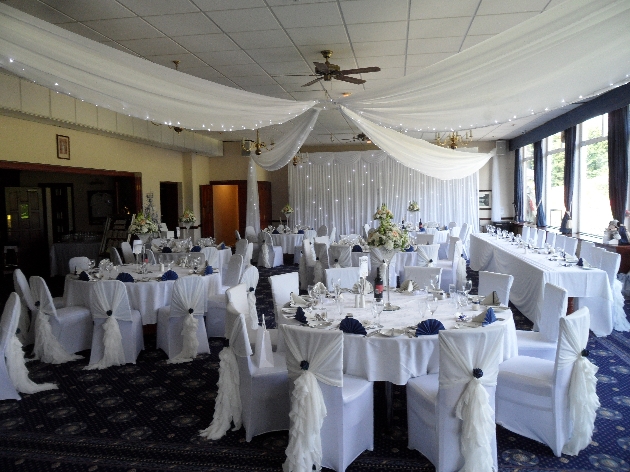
496, 140, 508, 155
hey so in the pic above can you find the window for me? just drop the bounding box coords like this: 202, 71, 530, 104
546, 132, 564, 228
522, 144, 536, 224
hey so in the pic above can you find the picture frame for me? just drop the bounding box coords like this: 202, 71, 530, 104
479, 190, 492, 210
56, 134, 70, 160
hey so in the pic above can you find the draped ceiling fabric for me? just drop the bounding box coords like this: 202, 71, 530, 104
337, 0, 630, 134
289, 151, 479, 238
0, 4, 316, 131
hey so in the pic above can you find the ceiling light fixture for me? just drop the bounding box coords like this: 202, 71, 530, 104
292, 152, 309, 166
354, 133, 372, 144
435, 130, 472, 149
242, 129, 274, 155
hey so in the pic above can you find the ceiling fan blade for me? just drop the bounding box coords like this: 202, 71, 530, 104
272, 74, 318, 77
302, 77, 324, 87
334, 75, 366, 85
313, 62, 330, 74
337, 67, 381, 75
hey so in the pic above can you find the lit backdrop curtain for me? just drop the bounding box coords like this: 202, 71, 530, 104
289, 151, 479, 237
246, 158, 260, 233
534, 141, 546, 227
513, 149, 523, 222
491, 155, 501, 223
561, 126, 577, 234
608, 107, 629, 222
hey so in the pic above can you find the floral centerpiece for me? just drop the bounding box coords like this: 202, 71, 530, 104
180, 209, 196, 224
128, 212, 159, 243
281, 204, 293, 215
373, 203, 394, 220
408, 201, 420, 212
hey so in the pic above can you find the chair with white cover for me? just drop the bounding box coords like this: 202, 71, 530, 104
521, 226, 531, 242
536, 228, 546, 248
448, 221, 457, 229
85, 281, 144, 369
599, 250, 630, 331
12, 269, 36, 345
415, 233, 435, 245
546, 232, 556, 249
516, 283, 567, 361
329, 226, 337, 243
280, 325, 373, 472
555, 234, 566, 252
564, 237, 578, 257
578, 240, 595, 262
109, 247, 123, 266
120, 242, 135, 264
458, 223, 472, 259
416, 244, 439, 267
328, 244, 352, 268
205, 255, 245, 338
407, 325, 504, 471
317, 225, 328, 237
369, 247, 396, 288
269, 272, 299, 327
403, 267, 442, 290
68, 256, 90, 274
235, 239, 253, 266
157, 276, 210, 363
299, 238, 317, 290
240, 265, 260, 294
313, 241, 329, 285
245, 225, 260, 262
477, 271, 514, 306
258, 232, 283, 269
325, 267, 361, 291
1, 293, 57, 400
496, 307, 599, 457
30, 276, 91, 364
435, 237, 463, 290
201, 246, 219, 268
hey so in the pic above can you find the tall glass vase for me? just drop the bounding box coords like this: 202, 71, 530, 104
374, 247, 400, 311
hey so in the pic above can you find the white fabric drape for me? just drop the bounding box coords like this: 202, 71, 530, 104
290, 151, 479, 237
0, 4, 315, 131
246, 158, 261, 234
337, 0, 630, 133
341, 107, 494, 180
491, 155, 501, 223
168, 278, 205, 364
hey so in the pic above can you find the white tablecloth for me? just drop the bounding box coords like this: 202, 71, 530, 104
272, 233, 303, 254
425, 228, 450, 244
284, 292, 517, 385
63, 265, 221, 325
469, 233, 613, 336
50, 241, 101, 276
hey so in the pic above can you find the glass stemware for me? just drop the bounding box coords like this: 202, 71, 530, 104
373, 299, 384, 328
427, 297, 439, 318
463, 279, 472, 298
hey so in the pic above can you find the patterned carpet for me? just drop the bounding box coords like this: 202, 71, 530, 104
1, 264, 629, 472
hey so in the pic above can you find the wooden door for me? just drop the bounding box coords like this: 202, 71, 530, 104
5, 187, 46, 276
200, 184, 213, 237
160, 182, 180, 231
258, 181, 272, 229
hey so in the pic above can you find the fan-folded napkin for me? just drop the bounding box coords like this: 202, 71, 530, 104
161, 270, 178, 281
116, 272, 134, 283
416, 318, 445, 336
339, 317, 367, 335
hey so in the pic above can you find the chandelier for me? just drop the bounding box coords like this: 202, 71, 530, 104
241, 129, 274, 155
354, 133, 372, 144
292, 152, 309, 166
435, 130, 472, 149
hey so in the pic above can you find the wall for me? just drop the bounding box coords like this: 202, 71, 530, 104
213, 185, 239, 246
477, 142, 514, 224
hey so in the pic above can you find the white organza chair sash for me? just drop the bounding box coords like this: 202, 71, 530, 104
90, 281, 132, 321
328, 244, 352, 268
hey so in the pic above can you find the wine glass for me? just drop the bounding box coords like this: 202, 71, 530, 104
448, 283, 456, 300
463, 279, 472, 298
373, 299, 384, 328
418, 296, 428, 320
427, 297, 439, 318
88, 259, 95, 272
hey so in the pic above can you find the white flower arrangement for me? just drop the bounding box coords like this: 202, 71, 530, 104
403, 221, 415, 231
179, 209, 196, 223
282, 204, 294, 214
128, 212, 159, 235
408, 201, 420, 212
367, 204, 411, 251
373, 203, 394, 220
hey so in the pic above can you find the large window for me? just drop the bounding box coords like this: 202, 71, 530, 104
522, 144, 535, 224
546, 132, 564, 227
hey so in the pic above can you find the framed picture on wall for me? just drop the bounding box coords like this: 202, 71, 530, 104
479, 190, 492, 210
57, 134, 70, 160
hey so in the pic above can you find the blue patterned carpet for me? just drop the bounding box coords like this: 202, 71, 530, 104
1, 264, 629, 472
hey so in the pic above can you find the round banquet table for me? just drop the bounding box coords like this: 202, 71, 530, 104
50, 241, 101, 276
272, 233, 304, 254
62, 265, 221, 325
282, 291, 517, 385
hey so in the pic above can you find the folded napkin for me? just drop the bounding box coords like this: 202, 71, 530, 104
405, 245, 415, 252
294, 307, 308, 325
116, 272, 134, 283
219, 242, 226, 249
204, 265, 214, 275
297, 230, 305, 234
577, 258, 584, 267
78, 271, 90, 282
482, 307, 496, 326
352, 244, 363, 252
352, 280, 373, 294
161, 270, 178, 281
482, 291, 501, 306
339, 317, 367, 335
190, 246, 201, 252
416, 319, 445, 336
313, 282, 327, 294
272, 229, 280, 234
400, 280, 419, 292
291, 292, 309, 307
161, 247, 172, 253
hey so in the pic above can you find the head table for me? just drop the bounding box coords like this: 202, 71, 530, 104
63, 265, 221, 325
282, 291, 517, 385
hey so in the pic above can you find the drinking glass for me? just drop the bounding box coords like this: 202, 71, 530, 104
88, 259, 95, 271
418, 296, 428, 320
464, 279, 472, 297
374, 299, 384, 328
448, 283, 456, 299
428, 297, 439, 318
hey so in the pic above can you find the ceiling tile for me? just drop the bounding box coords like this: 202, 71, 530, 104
57, 22, 111, 42
118, 37, 188, 56
296, 43, 354, 60
347, 22, 408, 43
208, 8, 280, 33
172, 34, 240, 52
357, 55, 406, 69
405, 52, 452, 68
146, 54, 207, 70
230, 30, 293, 50
408, 17, 470, 39
243, 84, 290, 97
460, 34, 493, 50
261, 61, 313, 76
406, 36, 461, 54
83, 17, 163, 40
246, 47, 306, 64
477, 0, 549, 15
340, 0, 410, 24
116, 0, 200, 16
191, 0, 265, 11
290, 90, 329, 101
468, 12, 538, 36
143, 13, 221, 36
181, 66, 226, 79
272, 3, 343, 28
213, 63, 268, 77
231, 75, 279, 87
196, 50, 254, 66
266, 0, 338, 6
409, 0, 479, 20
207, 77, 241, 88
352, 40, 407, 57
363, 67, 404, 79
4, 0, 74, 23
544, 0, 570, 11
40, 0, 136, 21
100, 41, 140, 55
286, 25, 349, 46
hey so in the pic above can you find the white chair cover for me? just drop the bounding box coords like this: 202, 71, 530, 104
235, 239, 253, 266
269, 272, 299, 327
599, 250, 630, 332
448, 221, 457, 229
224, 255, 244, 288
68, 256, 90, 274
201, 246, 219, 267
120, 242, 134, 264
1, 293, 57, 399
435, 240, 462, 291
245, 226, 257, 242
447, 236, 461, 261
281, 325, 343, 472
415, 233, 435, 245
458, 223, 472, 259
13, 269, 35, 345
478, 271, 514, 306
536, 229, 546, 248
328, 245, 352, 268
329, 227, 337, 243
225, 284, 256, 338
109, 247, 123, 265
258, 233, 282, 269
205, 255, 244, 338
316, 225, 328, 237
416, 244, 439, 266
564, 237, 578, 257
30, 276, 86, 364
314, 243, 329, 269
555, 234, 566, 251
240, 265, 259, 292
578, 241, 595, 262
403, 267, 442, 290
521, 226, 531, 242
325, 267, 360, 291
299, 238, 316, 290
546, 232, 556, 249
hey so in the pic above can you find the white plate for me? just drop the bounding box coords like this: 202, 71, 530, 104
378, 328, 406, 337
309, 321, 332, 329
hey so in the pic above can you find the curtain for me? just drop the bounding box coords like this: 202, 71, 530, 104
246, 158, 260, 233
513, 149, 523, 222
561, 127, 577, 234
289, 151, 479, 237
534, 141, 546, 227
491, 155, 501, 222
608, 107, 629, 222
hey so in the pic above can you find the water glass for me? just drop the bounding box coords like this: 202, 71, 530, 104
374, 299, 384, 328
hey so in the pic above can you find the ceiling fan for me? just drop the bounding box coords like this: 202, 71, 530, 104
301, 50, 380, 87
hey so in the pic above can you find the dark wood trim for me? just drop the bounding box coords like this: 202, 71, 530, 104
0, 160, 137, 177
